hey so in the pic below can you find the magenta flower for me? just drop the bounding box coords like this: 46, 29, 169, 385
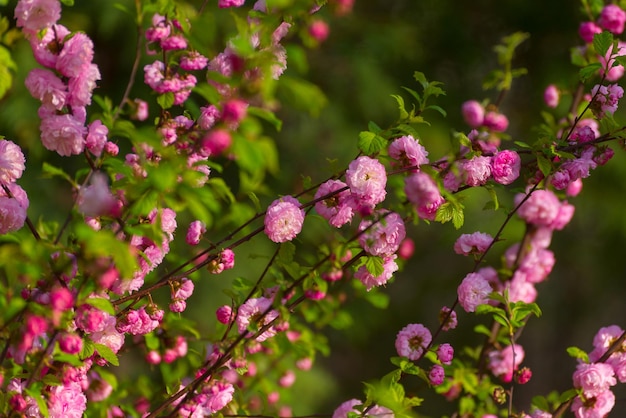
264, 196, 305, 243
354, 254, 398, 290
437, 343, 454, 365
488, 344, 525, 382
579, 21, 602, 43
404, 171, 444, 220
515, 189, 561, 227
463, 156, 492, 187
429, 364, 445, 386
395, 323, 432, 360
439, 306, 458, 331
483, 111, 509, 132
598, 4, 626, 34
309, 19, 330, 43
571, 389, 615, 418
491, 150, 521, 185
48, 382, 86, 418
591, 83, 624, 119
216, 305, 234, 324
573, 362, 617, 398
461, 100, 485, 128
544, 84, 560, 108
186, 220, 206, 246
218, 0, 245, 8
457, 272, 492, 312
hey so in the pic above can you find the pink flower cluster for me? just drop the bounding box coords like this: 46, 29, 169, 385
454, 231, 493, 256
579, 4, 626, 44
487, 344, 525, 382
236, 296, 280, 342
0, 140, 29, 234
264, 196, 305, 243
461, 100, 509, 132
590, 83, 624, 119
169, 278, 195, 313
17, 0, 110, 157
332, 398, 393, 418
388, 134, 429, 170
570, 325, 625, 418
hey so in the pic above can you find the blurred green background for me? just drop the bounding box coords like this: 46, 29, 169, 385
1, 0, 626, 416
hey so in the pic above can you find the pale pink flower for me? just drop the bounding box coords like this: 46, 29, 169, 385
40, 113, 86, 156
56, 32, 94, 78
24, 68, 67, 110
198, 105, 221, 130
85, 120, 108, 157
453, 231, 493, 256
14, 0, 61, 33
463, 156, 492, 186
358, 211, 406, 257
160, 34, 187, 51
388, 135, 429, 169
550, 201, 575, 230
67, 63, 101, 107
568, 178, 584, 197
0, 196, 28, 234
78, 172, 117, 217
598, 42, 626, 82
345, 156, 387, 209
571, 390, 615, 418
515, 189, 561, 227
491, 150, 521, 185
506, 272, 537, 303
201, 381, 235, 414
590, 325, 624, 362
598, 4, 626, 34
591, 83, 624, 119
488, 344, 525, 382
332, 399, 361, 418
29, 24, 68, 68
314, 179, 354, 227
180, 51, 209, 71
461, 100, 485, 128
264, 196, 305, 243
236, 297, 279, 342
0, 140, 26, 184
395, 323, 432, 360
48, 382, 86, 418
186, 220, 206, 245
573, 362, 617, 398
354, 254, 398, 290
404, 171, 444, 220
457, 272, 492, 312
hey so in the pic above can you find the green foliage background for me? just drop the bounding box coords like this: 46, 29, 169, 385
1, 0, 626, 415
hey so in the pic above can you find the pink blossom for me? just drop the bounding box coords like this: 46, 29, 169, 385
345, 156, 387, 209
56, 32, 94, 78
354, 254, 398, 290
218, 0, 245, 7
58, 333, 83, 355
309, 20, 330, 42
506, 272, 537, 303
85, 120, 108, 157
567, 178, 584, 197
14, 0, 61, 33
591, 83, 624, 119
0, 140, 26, 185
483, 111, 509, 132
573, 362, 617, 397
453, 231, 493, 256
598, 4, 626, 34
67, 63, 101, 107
404, 171, 444, 220
0, 196, 28, 234
28, 24, 68, 68
332, 399, 362, 418
358, 211, 406, 256
395, 323, 432, 360
437, 343, 454, 364
439, 306, 458, 331
579, 21, 602, 43
598, 42, 626, 81
463, 156, 492, 186
24, 68, 67, 110
160, 34, 187, 51
48, 382, 87, 418
314, 179, 354, 227
491, 150, 521, 185
461, 100, 485, 128
279, 370, 296, 388
551, 170, 571, 190
198, 105, 221, 130
488, 344, 525, 382
200, 129, 232, 156
388, 135, 429, 169
590, 325, 624, 361
236, 297, 279, 342
216, 305, 234, 324
186, 220, 206, 245
180, 51, 209, 71
457, 272, 492, 312
550, 201, 575, 230
429, 364, 445, 385
40, 113, 86, 156
264, 196, 305, 243
398, 237, 415, 260
571, 390, 615, 418
544, 84, 560, 108
78, 172, 117, 217
515, 189, 561, 227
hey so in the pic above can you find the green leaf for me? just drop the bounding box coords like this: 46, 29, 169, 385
579, 62, 602, 82
60, 0, 75, 5
531, 395, 551, 413
390, 94, 410, 120
83, 297, 116, 315
536, 154, 553, 177
157, 92, 175, 109
424, 104, 447, 117
358, 131, 386, 155
278, 241, 295, 264
365, 256, 384, 277
559, 388, 579, 404
368, 120, 383, 134
247, 106, 282, 131
567, 346, 590, 363
364, 289, 390, 309
41, 162, 75, 185
94, 343, 120, 366
0, 46, 16, 100
593, 31, 614, 57
390, 357, 422, 375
